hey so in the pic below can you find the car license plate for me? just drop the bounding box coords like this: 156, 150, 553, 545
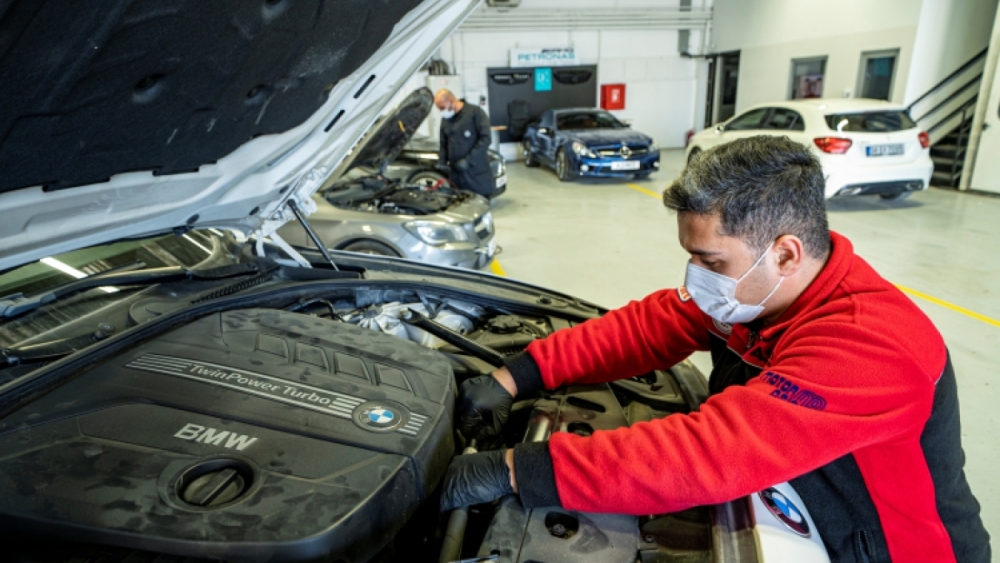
611, 161, 640, 171
865, 144, 904, 157
495, 174, 507, 188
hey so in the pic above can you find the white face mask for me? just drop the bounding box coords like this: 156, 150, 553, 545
684, 246, 783, 324
440, 107, 455, 119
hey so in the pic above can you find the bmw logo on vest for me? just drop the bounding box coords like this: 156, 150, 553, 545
353, 401, 407, 432
759, 487, 810, 537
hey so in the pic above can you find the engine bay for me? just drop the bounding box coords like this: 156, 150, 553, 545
324, 175, 472, 216
2, 285, 714, 563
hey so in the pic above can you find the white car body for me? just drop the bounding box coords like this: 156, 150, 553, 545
687, 99, 934, 199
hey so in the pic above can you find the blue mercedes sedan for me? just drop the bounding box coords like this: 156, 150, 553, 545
522, 108, 660, 181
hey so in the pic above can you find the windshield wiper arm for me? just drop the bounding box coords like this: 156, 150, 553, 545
2, 330, 110, 366
0, 262, 262, 319
0, 267, 188, 319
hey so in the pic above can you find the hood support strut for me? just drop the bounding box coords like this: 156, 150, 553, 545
286, 199, 339, 271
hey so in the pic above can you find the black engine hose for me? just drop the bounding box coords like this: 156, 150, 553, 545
287, 298, 341, 320
399, 309, 505, 367
439, 441, 478, 563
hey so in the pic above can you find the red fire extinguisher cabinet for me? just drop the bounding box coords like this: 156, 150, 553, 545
601, 83, 626, 110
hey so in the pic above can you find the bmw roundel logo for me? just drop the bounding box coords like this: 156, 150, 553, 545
353, 401, 407, 433
759, 488, 810, 537
367, 408, 395, 425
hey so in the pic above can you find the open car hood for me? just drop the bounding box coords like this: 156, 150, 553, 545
345, 88, 435, 172
0, 0, 480, 272
404, 134, 442, 153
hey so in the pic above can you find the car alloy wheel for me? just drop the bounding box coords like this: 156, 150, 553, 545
407, 170, 449, 189
522, 140, 539, 167
556, 150, 570, 182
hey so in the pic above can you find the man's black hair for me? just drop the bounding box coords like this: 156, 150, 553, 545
663, 135, 831, 258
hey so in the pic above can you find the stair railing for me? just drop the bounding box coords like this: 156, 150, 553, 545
949, 99, 977, 185
907, 49, 987, 145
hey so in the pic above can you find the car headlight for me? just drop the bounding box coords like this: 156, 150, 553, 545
403, 220, 470, 245
649, 139, 658, 152
572, 141, 597, 158
476, 211, 494, 233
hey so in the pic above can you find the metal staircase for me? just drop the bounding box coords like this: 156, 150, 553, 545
929, 103, 975, 188
907, 49, 987, 188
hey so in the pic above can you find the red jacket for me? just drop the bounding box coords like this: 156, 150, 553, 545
508, 232, 989, 563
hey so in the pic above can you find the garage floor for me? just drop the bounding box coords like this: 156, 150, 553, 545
490, 148, 1000, 542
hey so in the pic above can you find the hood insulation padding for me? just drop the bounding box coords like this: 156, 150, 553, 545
349, 87, 434, 171
0, 0, 422, 193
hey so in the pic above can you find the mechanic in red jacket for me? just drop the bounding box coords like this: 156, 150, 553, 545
440, 136, 990, 563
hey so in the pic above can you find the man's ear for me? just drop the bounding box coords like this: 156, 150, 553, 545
774, 234, 806, 276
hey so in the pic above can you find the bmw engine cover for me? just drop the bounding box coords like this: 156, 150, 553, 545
0, 309, 456, 562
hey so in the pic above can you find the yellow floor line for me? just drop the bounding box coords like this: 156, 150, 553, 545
620, 181, 1000, 329
895, 284, 1000, 328
489, 259, 507, 277
626, 182, 663, 200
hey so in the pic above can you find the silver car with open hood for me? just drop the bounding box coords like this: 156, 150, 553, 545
277, 88, 498, 269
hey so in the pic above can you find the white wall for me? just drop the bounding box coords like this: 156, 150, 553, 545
437, 0, 710, 149
735, 25, 919, 108
712, 0, 998, 117
598, 30, 704, 148
712, 0, 923, 52
967, 4, 1000, 192
904, 0, 999, 105
406, 1, 999, 147
499, 0, 702, 7
712, 0, 922, 112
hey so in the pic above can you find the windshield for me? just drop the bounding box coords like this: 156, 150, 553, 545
0, 230, 238, 353
0, 230, 223, 299
557, 112, 624, 130
824, 111, 916, 132
333, 167, 376, 184
407, 133, 438, 148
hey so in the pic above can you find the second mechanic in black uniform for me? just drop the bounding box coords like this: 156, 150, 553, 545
435, 89, 494, 198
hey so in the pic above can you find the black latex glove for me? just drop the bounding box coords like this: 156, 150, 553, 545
454, 158, 470, 171
440, 449, 514, 511
457, 375, 513, 442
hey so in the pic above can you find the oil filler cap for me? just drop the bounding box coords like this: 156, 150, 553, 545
177, 461, 252, 508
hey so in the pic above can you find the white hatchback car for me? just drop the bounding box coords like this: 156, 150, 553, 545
687, 99, 933, 200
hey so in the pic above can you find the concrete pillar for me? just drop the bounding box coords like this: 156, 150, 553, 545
961, 5, 1000, 190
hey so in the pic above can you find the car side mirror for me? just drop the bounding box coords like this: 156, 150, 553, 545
715, 124, 725, 133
